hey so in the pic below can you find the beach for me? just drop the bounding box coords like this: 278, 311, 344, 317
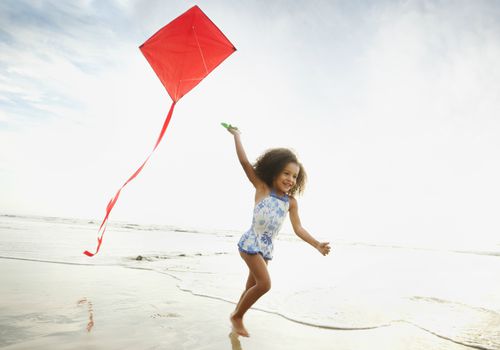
3, 0, 500, 348
0, 258, 479, 350
0, 214, 499, 349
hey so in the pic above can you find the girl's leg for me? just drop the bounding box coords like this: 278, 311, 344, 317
235, 273, 255, 310
230, 252, 271, 337
235, 258, 267, 310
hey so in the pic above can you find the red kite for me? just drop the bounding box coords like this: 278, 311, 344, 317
84, 6, 236, 257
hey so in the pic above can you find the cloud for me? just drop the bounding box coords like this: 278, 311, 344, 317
0, 0, 139, 128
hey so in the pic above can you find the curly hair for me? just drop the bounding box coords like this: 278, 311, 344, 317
253, 148, 307, 196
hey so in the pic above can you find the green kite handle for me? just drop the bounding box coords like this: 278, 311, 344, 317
221, 122, 237, 129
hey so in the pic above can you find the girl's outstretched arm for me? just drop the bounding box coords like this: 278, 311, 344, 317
227, 127, 265, 190
289, 197, 331, 256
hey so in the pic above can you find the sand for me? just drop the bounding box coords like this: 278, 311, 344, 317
0, 258, 475, 350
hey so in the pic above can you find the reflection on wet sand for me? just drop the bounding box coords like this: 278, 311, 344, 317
229, 331, 243, 350
77, 298, 94, 332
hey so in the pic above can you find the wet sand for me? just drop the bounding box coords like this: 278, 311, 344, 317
0, 258, 471, 350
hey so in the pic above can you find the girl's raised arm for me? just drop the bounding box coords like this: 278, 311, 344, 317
227, 127, 264, 189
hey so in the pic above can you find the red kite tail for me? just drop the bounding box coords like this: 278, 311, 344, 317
83, 101, 177, 257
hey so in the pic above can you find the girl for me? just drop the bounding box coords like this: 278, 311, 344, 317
226, 126, 331, 337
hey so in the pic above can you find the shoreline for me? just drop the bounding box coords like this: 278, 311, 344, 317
0, 257, 474, 350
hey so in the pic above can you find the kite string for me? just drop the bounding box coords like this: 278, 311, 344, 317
83, 101, 177, 257
192, 25, 209, 75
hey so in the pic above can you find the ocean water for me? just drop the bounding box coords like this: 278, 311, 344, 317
0, 214, 499, 350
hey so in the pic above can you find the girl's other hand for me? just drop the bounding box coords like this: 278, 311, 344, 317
316, 242, 331, 256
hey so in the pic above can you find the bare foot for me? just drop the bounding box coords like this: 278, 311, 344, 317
230, 312, 249, 337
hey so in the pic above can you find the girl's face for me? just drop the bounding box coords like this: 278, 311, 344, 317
273, 162, 300, 195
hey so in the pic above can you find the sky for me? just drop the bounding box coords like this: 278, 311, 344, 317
1, 0, 500, 248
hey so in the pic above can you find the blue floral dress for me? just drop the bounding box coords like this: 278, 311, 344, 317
238, 191, 289, 260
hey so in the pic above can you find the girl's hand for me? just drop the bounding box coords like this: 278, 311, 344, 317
222, 122, 240, 135
227, 126, 240, 136
316, 242, 331, 256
